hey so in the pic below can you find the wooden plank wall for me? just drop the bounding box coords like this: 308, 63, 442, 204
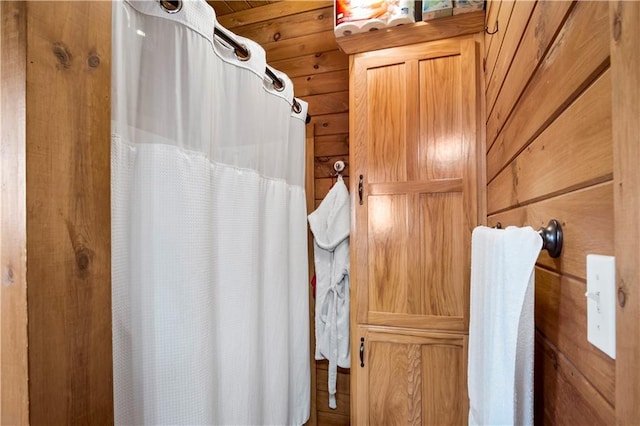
215, 2, 350, 425
483, 1, 615, 424
610, 1, 640, 422
1, 1, 113, 423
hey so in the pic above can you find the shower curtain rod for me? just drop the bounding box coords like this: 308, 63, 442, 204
214, 26, 311, 125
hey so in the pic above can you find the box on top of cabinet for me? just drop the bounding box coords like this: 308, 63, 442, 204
422, 0, 453, 21
452, 0, 484, 15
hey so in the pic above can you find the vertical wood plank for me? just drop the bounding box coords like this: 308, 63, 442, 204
610, 1, 640, 423
0, 2, 29, 423
25, 2, 113, 423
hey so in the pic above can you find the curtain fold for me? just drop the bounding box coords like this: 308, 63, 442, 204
111, 1, 310, 424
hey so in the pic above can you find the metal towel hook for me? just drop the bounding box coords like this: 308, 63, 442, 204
538, 219, 563, 258
493, 219, 563, 258
485, 20, 498, 35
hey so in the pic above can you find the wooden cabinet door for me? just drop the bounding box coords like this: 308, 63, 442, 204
350, 37, 480, 332
353, 326, 468, 425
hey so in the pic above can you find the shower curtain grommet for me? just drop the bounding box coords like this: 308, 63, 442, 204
234, 45, 251, 61
274, 78, 285, 92
293, 100, 302, 114
159, 0, 182, 14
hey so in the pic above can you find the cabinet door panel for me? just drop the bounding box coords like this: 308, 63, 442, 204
368, 195, 411, 314
353, 327, 468, 425
351, 37, 478, 331
419, 55, 464, 180
422, 344, 466, 425
420, 192, 465, 318
367, 64, 408, 183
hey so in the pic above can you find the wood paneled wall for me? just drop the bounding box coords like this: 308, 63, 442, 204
1, 2, 113, 423
214, 2, 350, 425
484, 1, 615, 423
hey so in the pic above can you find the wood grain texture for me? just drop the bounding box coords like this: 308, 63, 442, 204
419, 55, 463, 180
535, 334, 615, 425
488, 183, 614, 282
421, 343, 466, 425
368, 341, 410, 425
292, 70, 349, 97
487, 0, 610, 181
610, 1, 640, 423
314, 134, 349, 157
486, 0, 574, 147
0, 2, 29, 423
229, 6, 333, 46
483, 0, 500, 58
484, 0, 514, 88
265, 30, 339, 62
336, 11, 485, 55
271, 49, 348, 79
305, 90, 349, 116
216, 1, 330, 29
356, 327, 467, 425
317, 412, 350, 426
312, 112, 349, 136
485, 0, 536, 118
368, 195, 410, 315
420, 193, 464, 318
367, 63, 408, 183
487, 69, 612, 214
22, 2, 113, 423
535, 268, 615, 406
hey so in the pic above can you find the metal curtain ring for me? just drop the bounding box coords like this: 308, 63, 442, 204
234, 44, 251, 62
274, 78, 285, 92
159, 0, 182, 13
292, 100, 302, 114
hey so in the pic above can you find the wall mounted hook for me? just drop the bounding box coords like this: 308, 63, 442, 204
485, 20, 498, 35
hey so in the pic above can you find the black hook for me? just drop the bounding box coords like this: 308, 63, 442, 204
485, 20, 498, 35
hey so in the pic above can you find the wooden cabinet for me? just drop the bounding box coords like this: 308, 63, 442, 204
354, 327, 468, 425
349, 36, 482, 424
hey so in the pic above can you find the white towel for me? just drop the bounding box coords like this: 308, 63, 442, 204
468, 226, 541, 426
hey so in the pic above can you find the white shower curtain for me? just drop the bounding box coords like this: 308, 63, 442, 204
111, 1, 310, 424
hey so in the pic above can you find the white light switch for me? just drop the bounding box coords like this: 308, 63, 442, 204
586, 254, 616, 359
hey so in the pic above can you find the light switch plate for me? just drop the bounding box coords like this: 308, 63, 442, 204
586, 254, 616, 359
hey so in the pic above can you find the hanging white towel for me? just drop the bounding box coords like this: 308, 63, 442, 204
308, 175, 350, 410
468, 226, 541, 426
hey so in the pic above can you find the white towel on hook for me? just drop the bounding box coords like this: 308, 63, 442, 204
468, 226, 541, 426
308, 175, 350, 410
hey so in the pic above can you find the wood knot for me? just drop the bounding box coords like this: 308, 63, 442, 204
612, 11, 622, 42
88, 54, 101, 68
76, 249, 91, 271
52, 42, 71, 69
618, 286, 627, 308
273, 32, 281, 42
313, 64, 320, 69
4, 266, 15, 286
